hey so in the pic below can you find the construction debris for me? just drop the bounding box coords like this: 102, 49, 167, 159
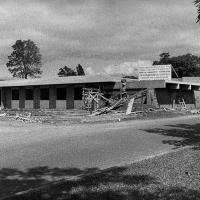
0, 113, 6, 117
90, 98, 125, 116
125, 89, 148, 115
82, 88, 114, 114
88, 89, 149, 116
15, 112, 32, 121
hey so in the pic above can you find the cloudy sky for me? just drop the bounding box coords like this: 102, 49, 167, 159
0, 0, 200, 77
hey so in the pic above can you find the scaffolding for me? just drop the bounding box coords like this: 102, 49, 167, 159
82, 88, 114, 113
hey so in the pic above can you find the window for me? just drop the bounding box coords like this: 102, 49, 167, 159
57, 88, 66, 100
40, 88, 49, 100
74, 87, 82, 100
12, 89, 19, 100
25, 89, 33, 100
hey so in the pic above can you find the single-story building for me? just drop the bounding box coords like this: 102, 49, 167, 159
0, 74, 200, 110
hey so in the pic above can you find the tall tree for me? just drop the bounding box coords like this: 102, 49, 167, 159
6, 40, 42, 79
76, 64, 85, 76
153, 53, 200, 77
57, 66, 77, 77
194, 0, 200, 23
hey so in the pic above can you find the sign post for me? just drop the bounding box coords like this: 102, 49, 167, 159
139, 65, 172, 81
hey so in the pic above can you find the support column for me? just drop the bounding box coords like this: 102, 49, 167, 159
0, 88, 2, 107
49, 85, 56, 109
33, 86, 40, 109
19, 87, 25, 109
66, 85, 74, 109
2, 87, 11, 109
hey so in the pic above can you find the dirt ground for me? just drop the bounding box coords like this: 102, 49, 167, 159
0, 114, 199, 171
0, 114, 200, 199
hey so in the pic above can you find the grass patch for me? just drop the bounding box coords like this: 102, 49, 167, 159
2, 147, 200, 200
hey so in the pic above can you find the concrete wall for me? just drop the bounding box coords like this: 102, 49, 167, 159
194, 90, 200, 108
74, 100, 83, 109
2, 87, 11, 109
66, 85, 74, 109
49, 85, 56, 109
25, 100, 33, 109
40, 100, 49, 109
56, 100, 66, 109
19, 87, 25, 109
12, 100, 19, 109
33, 86, 40, 109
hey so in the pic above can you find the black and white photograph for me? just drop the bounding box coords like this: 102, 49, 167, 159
0, 0, 200, 199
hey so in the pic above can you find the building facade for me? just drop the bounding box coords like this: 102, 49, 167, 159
0, 75, 200, 110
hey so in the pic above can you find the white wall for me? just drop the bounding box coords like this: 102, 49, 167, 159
74, 100, 83, 109
25, 100, 33, 109
12, 100, 19, 109
40, 100, 49, 109
56, 100, 66, 109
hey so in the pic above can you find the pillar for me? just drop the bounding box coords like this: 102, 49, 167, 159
33, 86, 40, 109
66, 85, 74, 109
2, 87, 11, 109
49, 85, 56, 109
19, 87, 25, 109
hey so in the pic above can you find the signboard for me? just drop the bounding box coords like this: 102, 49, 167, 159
139, 65, 172, 81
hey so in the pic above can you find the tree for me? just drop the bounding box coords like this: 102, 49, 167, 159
153, 52, 170, 65
6, 40, 42, 79
57, 66, 77, 77
153, 53, 200, 77
194, 0, 200, 23
76, 64, 85, 76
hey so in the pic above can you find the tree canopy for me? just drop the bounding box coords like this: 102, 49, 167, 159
153, 53, 200, 77
6, 39, 42, 79
57, 66, 77, 77
76, 64, 85, 76
58, 64, 85, 77
194, 0, 200, 23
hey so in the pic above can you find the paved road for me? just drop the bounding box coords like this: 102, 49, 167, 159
0, 115, 199, 170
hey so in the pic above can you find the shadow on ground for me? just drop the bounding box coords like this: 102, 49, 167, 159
0, 166, 200, 200
141, 123, 200, 149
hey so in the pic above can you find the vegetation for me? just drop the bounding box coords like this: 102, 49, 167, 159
153, 53, 200, 78
57, 66, 77, 77
6, 40, 42, 79
76, 64, 85, 76
58, 64, 85, 77
194, 0, 200, 23
1, 147, 200, 200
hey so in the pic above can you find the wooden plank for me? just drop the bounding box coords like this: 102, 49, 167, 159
126, 98, 135, 115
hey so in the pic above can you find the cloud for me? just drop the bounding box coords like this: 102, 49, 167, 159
0, 64, 12, 79
0, 0, 199, 77
104, 60, 152, 76
85, 67, 96, 75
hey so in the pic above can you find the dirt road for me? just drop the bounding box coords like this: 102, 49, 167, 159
0, 115, 199, 170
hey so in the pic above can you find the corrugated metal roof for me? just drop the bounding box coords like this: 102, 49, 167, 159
0, 75, 121, 87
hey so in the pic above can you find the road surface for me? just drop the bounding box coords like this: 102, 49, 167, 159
0, 115, 199, 170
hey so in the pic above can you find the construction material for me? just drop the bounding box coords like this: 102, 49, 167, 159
178, 98, 187, 110
125, 89, 148, 115
91, 89, 148, 116
0, 113, 6, 117
90, 98, 124, 116
190, 109, 200, 114
126, 97, 135, 115
82, 88, 115, 113
15, 112, 32, 122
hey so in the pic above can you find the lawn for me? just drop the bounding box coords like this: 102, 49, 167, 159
1, 147, 200, 200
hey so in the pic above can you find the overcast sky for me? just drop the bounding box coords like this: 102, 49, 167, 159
0, 0, 200, 77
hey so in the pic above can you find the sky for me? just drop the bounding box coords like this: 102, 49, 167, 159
0, 0, 200, 77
